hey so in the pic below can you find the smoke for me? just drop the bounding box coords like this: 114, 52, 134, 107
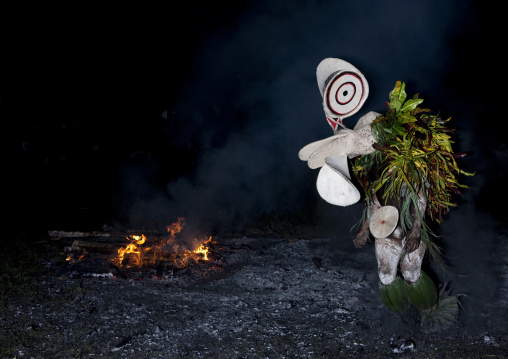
113, 0, 508, 334
120, 0, 475, 230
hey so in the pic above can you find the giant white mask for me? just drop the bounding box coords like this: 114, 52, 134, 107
299, 58, 379, 207
316, 58, 370, 131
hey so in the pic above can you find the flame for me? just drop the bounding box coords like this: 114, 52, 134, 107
111, 234, 147, 268
193, 236, 213, 261
66, 250, 87, 264
166, 217, 185, 237
110, 218, 214, 269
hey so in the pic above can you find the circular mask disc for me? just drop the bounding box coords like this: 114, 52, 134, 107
370, 206, 399, 238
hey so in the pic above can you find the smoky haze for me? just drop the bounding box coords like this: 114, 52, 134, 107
115, 0, 506, 334
122, 0, 481, 231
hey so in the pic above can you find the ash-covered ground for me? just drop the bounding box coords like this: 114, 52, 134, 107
2, 234, 507, 358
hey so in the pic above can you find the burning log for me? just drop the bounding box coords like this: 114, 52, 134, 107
71, 240, 122, 253
60, 217, 220, 278
49, 229, 163, 239
49, 230, 110, 238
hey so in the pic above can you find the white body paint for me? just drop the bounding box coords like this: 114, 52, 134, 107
370, 191, 428, 285
374, 234, 427, 285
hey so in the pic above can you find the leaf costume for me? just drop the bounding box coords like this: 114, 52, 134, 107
353, 81, 473, 265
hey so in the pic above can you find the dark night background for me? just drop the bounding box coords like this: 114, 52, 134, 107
1, 0, 506, 331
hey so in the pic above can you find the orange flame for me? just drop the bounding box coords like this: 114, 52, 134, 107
111, 234, 147, 268
110, 218, 214, 269
166, 217, 185, 237
193, 236, 213, 260
66, 250, 87, 264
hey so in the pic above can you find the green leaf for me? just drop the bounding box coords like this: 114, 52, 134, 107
412, 107, 431, 115
399, 82, 407, 103
389, 97, 401, 112
370, 176, 390, 193
438, 199, 456, 207
389, 81, 401, 102
389, 81, 407, 112
399, 113, 417, 123
400, 98, 424, 113
459, 169, 475, 176
389, 81, 407, 103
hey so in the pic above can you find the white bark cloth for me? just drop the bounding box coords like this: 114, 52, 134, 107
299, 57, 426, 285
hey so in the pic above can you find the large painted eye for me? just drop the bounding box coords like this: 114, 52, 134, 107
325, 72, 364, 116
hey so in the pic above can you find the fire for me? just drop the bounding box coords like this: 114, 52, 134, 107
110, 218, 214, 269
193, 237, 213, 261
66, 250, 87, 264
111, 234, 147, 268
165, 217, 185, 237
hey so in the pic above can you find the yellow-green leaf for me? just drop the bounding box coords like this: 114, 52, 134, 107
389, 81, 406, 112
400, 113, 417, 123
400, 99, 424, 113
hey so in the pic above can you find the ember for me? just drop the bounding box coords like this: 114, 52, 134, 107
66, 250, 87, 264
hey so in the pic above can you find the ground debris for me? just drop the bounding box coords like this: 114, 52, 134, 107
1, 237, 507, 358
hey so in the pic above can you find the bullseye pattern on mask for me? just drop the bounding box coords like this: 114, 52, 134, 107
325, 72, 364, 116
